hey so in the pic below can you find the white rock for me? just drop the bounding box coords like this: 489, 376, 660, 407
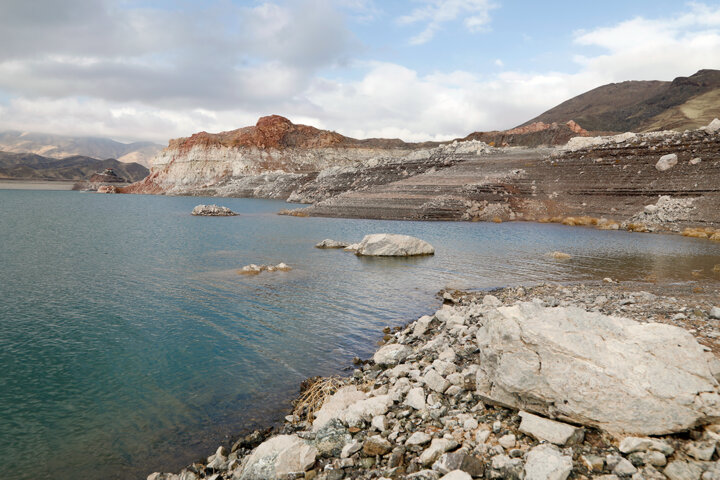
524, 444, 573, 480
191, 204, 237, 216
706, 118, 720, 134
238, 435, 317, 480
612, 457, 637, 476
424, 369, 450, 394
664, 460, 702, 480
413, 315, 434, 337
498, 434, 516, 449
710, 307, 720, 320
343, 243, 360, 252
474, 302, 720, 435
619, 437, 674, 455
315, 239, 349, 248
374, 344, 411, 366
656, 153, 678, 171
519, 411, 585, 446
405, 387, 427, 410
354, 233, 435, 256
406, 431, 433, 446
419, 438, 458, 466
344, 394, 394, 427
312, 386, 366, 431
371, 415, 388, 432
341, 440, 362, 458
690, 157, 702, 165
687, 441, 715, 461
439, 471, 472, 480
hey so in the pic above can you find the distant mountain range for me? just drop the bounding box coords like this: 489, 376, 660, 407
0, 151, 149, 182
0, 131, 162, 167
521, 69, 720, 132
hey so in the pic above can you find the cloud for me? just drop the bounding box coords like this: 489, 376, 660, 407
398, 0, 497, 45
0, 1, 719, 145
572, 2, 720, 81
0, 0, 356, 109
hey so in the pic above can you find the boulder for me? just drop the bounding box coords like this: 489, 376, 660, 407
655, 154, 678, 171
524, 444, 573, 480
706, 118, 720, 134
315, 239, 349, 249
191, 204, 237, 216
374, 344, 411, 366
354, 234, 435, 257
313, 386, 367, 431
237, 434, 317, 480
519, 411, 584, 446
474, 301, 720, 435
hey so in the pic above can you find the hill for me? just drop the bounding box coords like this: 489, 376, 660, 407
0, 131, 162, 167
0, 151, 149, 182
521, 69, 720, 132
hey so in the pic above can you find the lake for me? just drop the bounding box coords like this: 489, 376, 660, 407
1, 189, 719, 479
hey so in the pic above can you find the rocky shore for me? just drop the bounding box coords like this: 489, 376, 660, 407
148, 280, 720, 480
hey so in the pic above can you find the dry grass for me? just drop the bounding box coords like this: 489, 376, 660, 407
278, 209, 310, 217
292, 376, 345, 424
549, 251, 572, 259
713, 264, 720, 273
682, 227, 714, 238
626, 223, 649, 233
492, 217, 503, 223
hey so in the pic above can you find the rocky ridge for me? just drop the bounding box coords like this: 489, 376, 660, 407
148, 281, 720, 480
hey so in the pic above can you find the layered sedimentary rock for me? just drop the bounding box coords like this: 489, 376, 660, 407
121, 115, 466, 199
304, 123, 720, 231
124, 115, 720, 232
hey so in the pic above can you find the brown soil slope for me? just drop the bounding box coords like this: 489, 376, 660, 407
522, 69, 720, 132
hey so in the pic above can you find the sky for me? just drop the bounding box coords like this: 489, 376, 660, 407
0, 0, 718, 144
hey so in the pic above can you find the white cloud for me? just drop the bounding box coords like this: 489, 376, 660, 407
572, 3, 720, 81
398, 0, 497, 45
1, 1, 719, 145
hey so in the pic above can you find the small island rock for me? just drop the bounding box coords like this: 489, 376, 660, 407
315, 239, 350, 249
191, 204, 237, 216
355, 233, 435, 257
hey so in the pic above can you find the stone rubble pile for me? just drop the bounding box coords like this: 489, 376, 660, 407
238, 263, 292, 275
148, 283, 720, 480
191, 204, 238, 216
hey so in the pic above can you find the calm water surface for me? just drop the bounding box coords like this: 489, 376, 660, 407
1, 190, 719, 480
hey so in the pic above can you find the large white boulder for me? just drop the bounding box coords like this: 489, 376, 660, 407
355, 234, 435, 257
374, 344, 411, 366
655, 153, 678, 171
191, 204, 237, 216
237, 434, 317, 479
474, 301, 720, 435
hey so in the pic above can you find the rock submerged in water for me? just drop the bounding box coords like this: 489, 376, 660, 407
315, 239, 349, 249
354, 233, 435, 257
191, 204, 237, 216
238, 263, 291, 275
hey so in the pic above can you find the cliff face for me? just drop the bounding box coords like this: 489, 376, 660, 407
121, 115, 472, 199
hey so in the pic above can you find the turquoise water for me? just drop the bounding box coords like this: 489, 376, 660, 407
1, 189, 719, 480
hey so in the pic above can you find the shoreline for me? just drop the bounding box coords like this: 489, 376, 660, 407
148, 279, 720, 480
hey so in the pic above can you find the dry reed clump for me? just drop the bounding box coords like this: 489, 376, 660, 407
682, 227, 714, 238
713, 264, 720, 272
292, 376, 345, 424
561, 216, 598, 226
278, 209, 310, 217
626, 223, 649, 233
492, 217, 503, 223
549, 251, 572, 259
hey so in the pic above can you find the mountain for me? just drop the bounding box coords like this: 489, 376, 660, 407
521, 69, 720, 132
0, 151, 149, 182
0, 131, 163, 167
